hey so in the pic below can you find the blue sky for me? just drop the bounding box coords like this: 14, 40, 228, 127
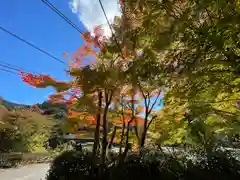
0, 0, 121, 105
0, 0, 163, 111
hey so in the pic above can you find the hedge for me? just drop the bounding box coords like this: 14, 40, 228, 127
46, 149, 240, 180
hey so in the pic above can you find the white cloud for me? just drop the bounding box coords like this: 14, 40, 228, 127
69, 0, 122, 37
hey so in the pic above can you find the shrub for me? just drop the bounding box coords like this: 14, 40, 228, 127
183, 151, 240, 180
47, 149, 240, 180
46, 150, 94, 180
109, 152, 184, 180
109, 154, 154, 180
109, 150, 240, 180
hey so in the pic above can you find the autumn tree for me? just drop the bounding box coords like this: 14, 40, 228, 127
19, 25, 142, 169
121, 0, 240, 150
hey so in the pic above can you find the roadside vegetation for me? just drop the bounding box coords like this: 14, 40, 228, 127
0, 98, 65, 168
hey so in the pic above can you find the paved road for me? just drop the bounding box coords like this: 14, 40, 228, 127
0, 163, 49, 180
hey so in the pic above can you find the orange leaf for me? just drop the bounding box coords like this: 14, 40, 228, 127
63, 52, 68, 57
122, 99, 140, 104
112, 137, 121, 143
135, 116, 145, 124
136, 106, 145, 114
68, 110, 85, 118
124, 109, 132, 115
82, 32, 92, 44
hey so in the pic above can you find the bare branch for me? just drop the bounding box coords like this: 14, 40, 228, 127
148, 90, 161, 115
107, 90, 114, 105
104, 89, 109, 104
147, 91, 151, 107
139, 84, 147, 100
147, 115, 157, 131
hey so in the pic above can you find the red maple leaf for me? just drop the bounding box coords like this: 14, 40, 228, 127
120, 0, 124, 9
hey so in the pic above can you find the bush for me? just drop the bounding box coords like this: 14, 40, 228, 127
183, 151, 240, 180
109, 154, 157, 180
109, 152, 184, 180
46, 149, 240, 180
46, 150, 94, 180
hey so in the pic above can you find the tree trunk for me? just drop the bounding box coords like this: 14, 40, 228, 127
119, 121, 125, 154
119, 119, 132, 162
140, 115, 148, 148
140, 129, 147, 148
108, 126, 117, 150
100, 102, 110, 169
92, 90, 102, 175
119, 100, 125, 155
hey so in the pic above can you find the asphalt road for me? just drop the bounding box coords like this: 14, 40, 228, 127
0, 163, 49, 180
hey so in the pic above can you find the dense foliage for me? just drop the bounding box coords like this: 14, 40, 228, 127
46, 149, 240, 180
0, 99, 62, 153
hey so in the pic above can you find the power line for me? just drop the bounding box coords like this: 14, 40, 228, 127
40, 0, 83, 34
0, 63, 20, 72
0, 26, 66, 65
0, 68, 18, 75
98, 0, 123, 59
42, 0, 122, 60
0, 60, 36, 73
0, 60, 52, 78
0, 62, 38, 75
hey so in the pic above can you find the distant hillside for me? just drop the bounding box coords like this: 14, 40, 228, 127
0, 98, 67, 120
2, 99, 30, 110
39, 101, 68, 119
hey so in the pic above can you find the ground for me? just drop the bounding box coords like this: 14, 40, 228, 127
0, 163, 49, 180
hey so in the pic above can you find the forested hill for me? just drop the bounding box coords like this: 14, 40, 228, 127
0, 98, 68, 120
1, 99, 30, 109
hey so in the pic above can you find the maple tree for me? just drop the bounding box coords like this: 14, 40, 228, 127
19, 26, 108, 161
19, 21, 162, 168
